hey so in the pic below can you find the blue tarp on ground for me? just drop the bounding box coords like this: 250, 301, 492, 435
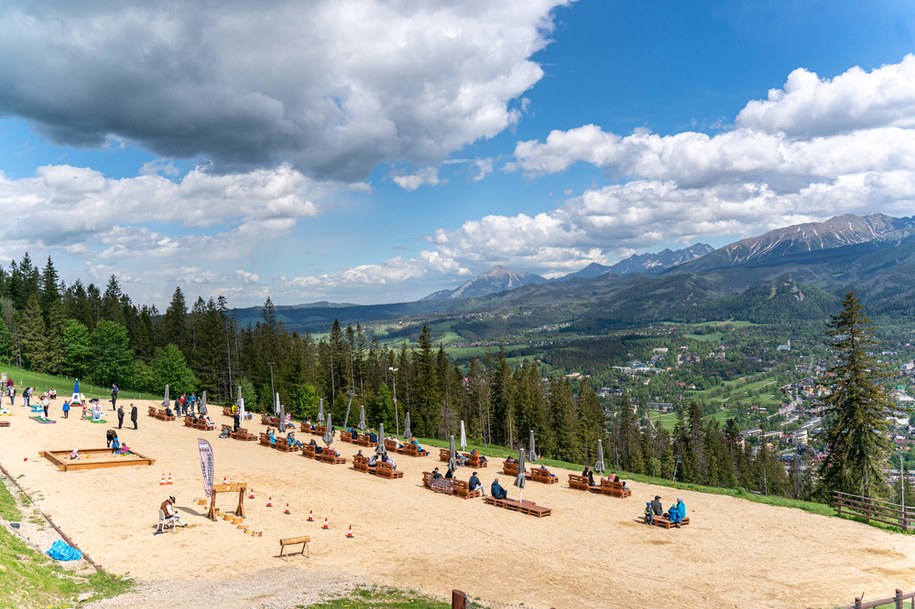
46, 539, 82, 561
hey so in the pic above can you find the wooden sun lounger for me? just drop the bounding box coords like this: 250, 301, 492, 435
371, 461, 403, 479
156, 409, 176, 421
355, 434, 378, 447
259, 432, 273, 448
501, 461, 530, 478
184, 416, 194, 427
568, 473, 596, 491
316, 450, 346, 464
454, 479, 481, 499
483, 496, 551, 518
275, 437, 297, 453
340, 431, 355, 443
466, 453, 488, 468
299, 422, 318, 434
529, 467, 559, 484
194, 418, 215, 431
646, 515, 689, 529
353, 454, 370, 472
232, 427, 257, 441
400, 443, 428, 457
148, 406, 158, 418
384, 438, 400, 453
598, 480, 631, 498
222, 406, 235, 417
301, 444, 318, 459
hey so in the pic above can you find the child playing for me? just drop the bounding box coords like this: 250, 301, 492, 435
644, 501, 654, 525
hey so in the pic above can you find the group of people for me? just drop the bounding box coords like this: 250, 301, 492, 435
644, 495, 687, 527
580, 466, 629, 490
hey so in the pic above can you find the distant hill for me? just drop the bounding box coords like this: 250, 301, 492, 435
421, 265, 547, 301
562, 244, 714, 280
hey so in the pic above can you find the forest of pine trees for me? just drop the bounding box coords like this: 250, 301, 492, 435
0, 253, 892, 505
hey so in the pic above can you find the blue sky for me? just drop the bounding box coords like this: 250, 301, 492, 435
1, 0, 914, 307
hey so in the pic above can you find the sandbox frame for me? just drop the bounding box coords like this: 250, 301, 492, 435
40, 448, 156, 471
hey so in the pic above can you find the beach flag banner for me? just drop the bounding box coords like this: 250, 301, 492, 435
198, 438, 215, 498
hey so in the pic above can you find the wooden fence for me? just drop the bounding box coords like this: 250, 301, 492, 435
834, 491, 915, 531
842, 588, 915, 609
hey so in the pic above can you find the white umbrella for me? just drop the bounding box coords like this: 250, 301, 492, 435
274, 392, 281, 416
529, 429, 538, 462
376, 422, 386, 457
460, 420, 467, 452
317, 398, 324, 422
358, 404, 366, 430
448, 435, 457, 473
237, 394, 246, 428
199, 391, 208, 416
161, 384, 170, 407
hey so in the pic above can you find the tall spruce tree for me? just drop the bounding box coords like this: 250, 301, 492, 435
817, 292, 893, 500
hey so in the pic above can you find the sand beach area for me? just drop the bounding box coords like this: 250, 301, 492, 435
1, 398, 913, 609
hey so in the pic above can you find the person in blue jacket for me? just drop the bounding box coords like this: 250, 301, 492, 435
668, 497, 686, 527
491, 478, 508, 500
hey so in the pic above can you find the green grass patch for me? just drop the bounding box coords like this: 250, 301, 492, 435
0, 525, 131, 609
301, 586, 451, 609
0, 479, 21, 521
2, 366, 159, 401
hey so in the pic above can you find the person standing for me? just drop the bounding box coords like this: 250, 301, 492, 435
130, 403, 138, 430
117, 405, 125, 429
111, 383, 119, 411
62, 399, 70, 419
42, 394, 50, 419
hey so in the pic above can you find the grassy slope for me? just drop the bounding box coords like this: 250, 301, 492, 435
2, 366, 160, 401
301, 587, 452, 609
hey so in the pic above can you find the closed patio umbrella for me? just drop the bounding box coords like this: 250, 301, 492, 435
161, 384, 170, 407
199, 391, 208, 416
376, 423, 387, 457
460, 420, 467, 452
448, 435, 457, 473
358, 404, 367, 430
237, 395, 246, 428
317, 398, 324, 422
323, 413, 333, 445
278, 400, 287, 433
529, 429, 538, 462
514, 448, 527, 503
595, 439, 606, 475
236, 385, 242, 406
274, 392, 281, 416
403, 412, 411, 439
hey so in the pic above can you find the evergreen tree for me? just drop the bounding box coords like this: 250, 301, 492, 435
39, 256, 61, 322
151, 344, 198, 394
162, 287, 188, 353
101, 275, 125, 325
61, 319, 92, 378
89, 321, 134, 387
817, 292, 893, 500
15, 294, 49, 371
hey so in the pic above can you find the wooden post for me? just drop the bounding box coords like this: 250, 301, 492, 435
896, 589, 904, 609
855, 597, 862, 609
237, 487, 246, 518
451, 589, 466, 609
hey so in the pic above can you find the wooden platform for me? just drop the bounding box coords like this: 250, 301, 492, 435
483, 496, 551, 518
646, 515, 690, 529
40, 448, 155, 471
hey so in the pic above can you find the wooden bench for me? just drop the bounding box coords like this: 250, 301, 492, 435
194, 418, 216, 431
261, 414, 280, 426
156, 409, 176, 421
384, 438, 400, 453
148, 406, 158, 418
453, 479, 481, 499
0, 420, 10, 428
232, 427, 257, 441
278, 535, 311, 557
646, 515, 689, 529
275, 437, 297, 453
315, 425, 328, 437
466, 453, 488, 468
316, 450, 346, 465
259, 432, 273, 448
184, 416, 194, 427
400, 443, 428, 457
355, 434, 377, 447
340, 431, 354, 443
529, 467, 559, 484
568, 474, 593, 491
371, 461, 403, 479
301, 444, 317, 459
353, 454, 370, 472
222, 406, 235, 418
438, 448, 452, 462
502, 461, 529, 478
483, 496, 552, 518
598, 480, 631, 498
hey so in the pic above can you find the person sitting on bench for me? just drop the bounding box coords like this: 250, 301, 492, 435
368, 431, 378, 443
410, 436, 424, 452
431, 467, 443, 479
444, 466, 455, 479
368, 454, 378, 467
651, 495, 663, 517
470, 449, 487, 464
309, 439, 322, 454
469, 471, 485, 496
668, 498, 686, 527
165, 405, 175, 417
491, 478, 508, 500
607, 471, 628, 488
266, 427, 277, 445
384, 453, 397, 469
286, 432, 302, 448
582, 465, 596, 486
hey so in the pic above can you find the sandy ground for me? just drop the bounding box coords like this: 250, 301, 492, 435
1, 398, 913, 609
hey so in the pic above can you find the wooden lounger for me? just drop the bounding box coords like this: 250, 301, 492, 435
530, 468, 559, 484
453, 479, 481, 499
568, 473, 594, 491
400, 444, 428, 457
384, 438, 400, 453
232, 428, 257, 441
352, 455, 370, 472
646, 515, 689, 529
371, 462, 403, 479
355, 435, 378, 447
275, 437, 297, 453
301, 444, 317, 459
184, 416, 194, 427
259, 433, 273, 448
599, 480, 631, 498
278, 535, 311, 557
148, 406, 158, 418
316, 450, 346, 464
483, 496, 551, 518
340, 431, 355, 443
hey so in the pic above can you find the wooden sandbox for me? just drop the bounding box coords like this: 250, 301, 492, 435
39, 448, 156, 471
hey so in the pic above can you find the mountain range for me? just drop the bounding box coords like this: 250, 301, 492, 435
234, 212, 915, 335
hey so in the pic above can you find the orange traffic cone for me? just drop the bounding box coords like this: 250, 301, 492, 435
266, 496, 273, 508
248, 488, 255, 499
322, 517, 329, 530
307, 509, 314, 522
223, 476, 227, 484
346, 525, 354, 538
284, 503, 291, 515
159, 473, 166, 485
166, 472, 174, 485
